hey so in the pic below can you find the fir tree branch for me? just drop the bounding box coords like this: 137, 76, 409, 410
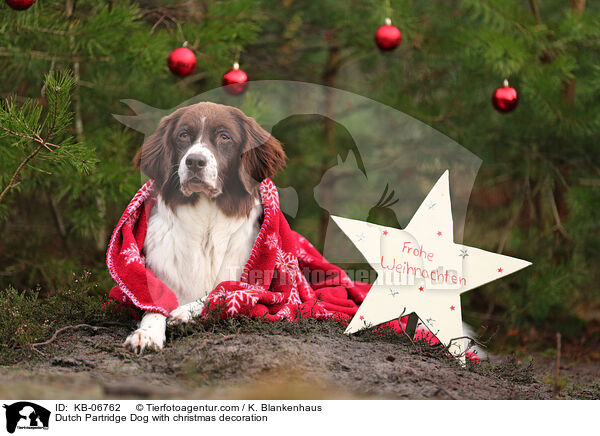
0, 48, 111, 63
0, 126, 58, 151
0, 143, 45, 203
21, 21, 126, 37
480, 0, 533, 37
20, 25, 70, 36
0, 79, 65, 203
43, 86, 60, 144
11, 106, 45, 145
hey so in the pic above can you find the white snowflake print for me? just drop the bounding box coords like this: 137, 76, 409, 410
261, 182, 280, 207
296, 247, 313, 262
275, 247, 298, 276
277, 305, 293, 320
288, 287, 302, 305
265, 233, 279, 250
121, 242, 144, 265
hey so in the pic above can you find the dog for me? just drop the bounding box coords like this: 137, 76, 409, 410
124, 102, 286, 353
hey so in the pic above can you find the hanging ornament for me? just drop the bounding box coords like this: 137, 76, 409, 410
222, 62, 248, 95
374, 18, 402, 51
5, 0, 36, 10
492, 80, 519, 113
167, 42, 197, 77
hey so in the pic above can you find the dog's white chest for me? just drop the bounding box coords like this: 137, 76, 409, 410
143, 195, 261, 305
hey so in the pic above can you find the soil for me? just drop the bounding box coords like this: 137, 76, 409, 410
0, 321, 598, 400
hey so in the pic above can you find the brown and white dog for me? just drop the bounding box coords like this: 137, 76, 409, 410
124, 102, 286, 353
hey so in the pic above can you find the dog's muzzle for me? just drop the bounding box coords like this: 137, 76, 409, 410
179, 146, 220, 197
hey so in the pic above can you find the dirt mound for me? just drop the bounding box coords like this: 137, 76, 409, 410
0, 320, 596, 400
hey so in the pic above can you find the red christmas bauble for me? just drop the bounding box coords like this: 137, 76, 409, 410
5, 0, 35, 10
492, 80, 519, 113
374, 18, 402, 51
222, 63, 248, 95
167, 46, 197, 77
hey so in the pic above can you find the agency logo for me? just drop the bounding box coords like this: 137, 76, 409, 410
2, 402, 50, 434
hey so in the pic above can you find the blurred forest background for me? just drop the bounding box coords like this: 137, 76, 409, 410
1, 0, 599, 353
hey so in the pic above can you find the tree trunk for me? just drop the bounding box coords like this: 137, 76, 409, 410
319, 44, 341, 247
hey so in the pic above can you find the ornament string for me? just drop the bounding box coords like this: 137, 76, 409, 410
384, 0, 392, 21
175, 21, 186, 44
234, 47, 241, 67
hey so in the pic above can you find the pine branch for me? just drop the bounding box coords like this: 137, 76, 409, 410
0, 97, 61, 202
479, 0, 533, 37
0, 144, 46, 203
0, 71, 76, 203
43, 85, 60, 143
0, 48, 111, 63
0, 126, 58, 151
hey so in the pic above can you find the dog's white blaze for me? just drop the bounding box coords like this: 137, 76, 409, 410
143, 194, 261, 306
178, 117, 219, 192
198, 116, 206, 143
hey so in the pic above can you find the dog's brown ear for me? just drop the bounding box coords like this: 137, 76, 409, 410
133, 112, 177, 186
239, 116, 287, 193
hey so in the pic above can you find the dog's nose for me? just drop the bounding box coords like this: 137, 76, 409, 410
185, 154, 207, 170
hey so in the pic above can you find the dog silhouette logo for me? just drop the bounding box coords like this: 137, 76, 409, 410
3, 402, 50, 433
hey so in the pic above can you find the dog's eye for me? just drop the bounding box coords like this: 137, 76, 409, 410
219, 133, 231, 141
178, 131, 189, 140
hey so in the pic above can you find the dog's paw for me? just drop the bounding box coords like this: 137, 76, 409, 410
124, 328, 165, 354
167, 306, 193, 326
167, 300, 204, 327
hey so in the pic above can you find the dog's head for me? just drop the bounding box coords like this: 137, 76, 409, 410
134, 102, 286, 212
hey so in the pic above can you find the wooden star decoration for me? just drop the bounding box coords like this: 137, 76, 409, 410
332, 171, 531, 363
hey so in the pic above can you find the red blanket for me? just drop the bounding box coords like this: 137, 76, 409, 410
106, 179, 478, 362
107, 178, 371, 320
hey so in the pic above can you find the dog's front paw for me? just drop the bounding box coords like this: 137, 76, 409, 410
124, 327, 165, 354
167, 306, 193, 326
167, 300, 204, 327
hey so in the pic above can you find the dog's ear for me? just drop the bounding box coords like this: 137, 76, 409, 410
238, 115, 287, 193
133, 112, 177, 186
